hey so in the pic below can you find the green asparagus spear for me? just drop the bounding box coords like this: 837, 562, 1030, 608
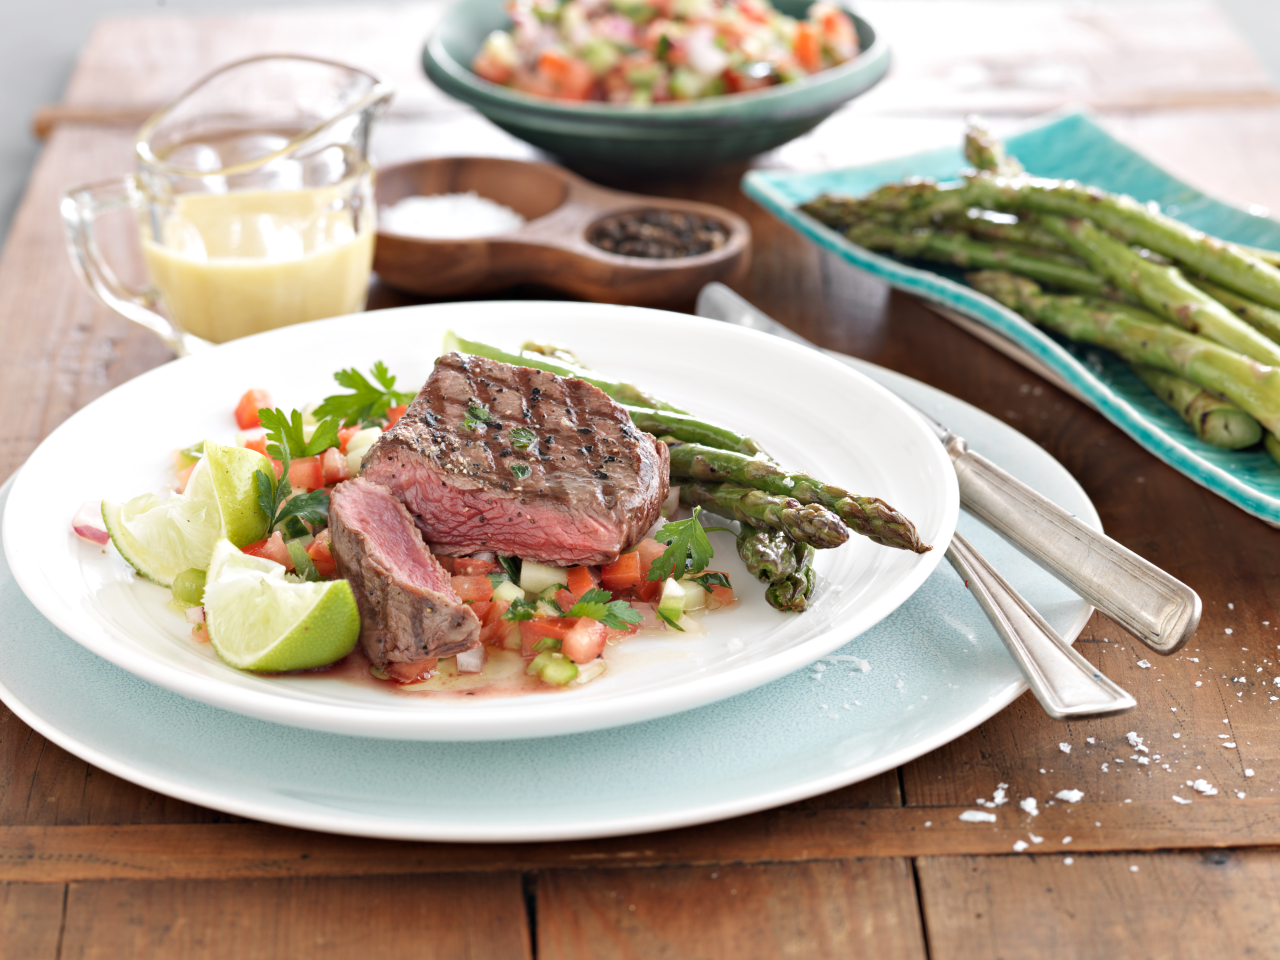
668, 442, 931, 553
620, 405, 768, 458
1266, 432, 1280, 467
968, 270, 1280, 434
736, 523, 798, 582
678, 482, 849, 549
1129, 364, 1262, 449
844, 222, 1114, 297
1187, 277, 1280, 344
964, 123, 1025, 177
965, 173, 1280, 311
940, 210, 1068, 252
765, 542, 817, 612
442, 331, 685, 413
1035, 215, 1280, 366
1232, 243, 1280, 270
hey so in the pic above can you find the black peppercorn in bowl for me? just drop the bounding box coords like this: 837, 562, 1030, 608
374, 157, 750, 306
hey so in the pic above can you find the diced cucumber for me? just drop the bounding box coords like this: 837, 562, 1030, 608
520, 560, 568, 595
527, 651, 579, 686
678, 577, 706, 611
492, 579, 526, 603
581, 36, 620, 75
344, 426, 382, 475
657, 578, 686, 622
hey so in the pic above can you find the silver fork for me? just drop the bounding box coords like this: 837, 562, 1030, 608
695, 282, 1140, 719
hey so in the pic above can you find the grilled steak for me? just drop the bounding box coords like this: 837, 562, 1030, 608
361, 352, 670, 566
328, 477, 480, 667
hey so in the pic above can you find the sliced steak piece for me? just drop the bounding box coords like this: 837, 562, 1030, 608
328, 477, 480, 667
361, 352, 670, 567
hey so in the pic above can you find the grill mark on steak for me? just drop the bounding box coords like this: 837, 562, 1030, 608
362, 352, 669, 566
329, 478, 480, 667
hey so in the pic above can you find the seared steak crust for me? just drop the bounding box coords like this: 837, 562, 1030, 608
361, 352, 670, 566
329, 478, 480, 666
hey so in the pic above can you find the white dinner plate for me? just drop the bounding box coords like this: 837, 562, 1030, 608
0, 361, 1095, 841
3, 303, 956, 740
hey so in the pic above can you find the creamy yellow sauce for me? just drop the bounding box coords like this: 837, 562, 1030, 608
141, 185, 374, 343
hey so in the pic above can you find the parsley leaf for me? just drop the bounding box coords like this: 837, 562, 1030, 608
304, 417, 341, 456
486, 570, 510, 587
498, 555, 521, 582
655, 608, 685, 632
501, 598, 540, 622
508, 426, 537, 449
568, 588, 644, 631
256, 407, 342, 459
312, 362, 415, 427
510, 463, 532, 480
656, 32, 671, 59
646, 507, 714, 582
687, 571, 732, 593
462, 400, 499, 432
276, 489, 329, 528
252, 409, 330, 536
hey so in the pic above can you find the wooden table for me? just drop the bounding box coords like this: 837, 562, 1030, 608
6, 3, 1280, 956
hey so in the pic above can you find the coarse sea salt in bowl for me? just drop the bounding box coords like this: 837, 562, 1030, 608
372, 156, 751, 305
421, 0, 890, 173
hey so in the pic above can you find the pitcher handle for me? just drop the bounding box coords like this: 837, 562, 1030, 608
60, 177, 211, 357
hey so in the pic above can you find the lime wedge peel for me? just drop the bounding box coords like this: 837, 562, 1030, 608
203, 539, 359, 672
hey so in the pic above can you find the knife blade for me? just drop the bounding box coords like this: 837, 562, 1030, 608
694, 282, 1201, 656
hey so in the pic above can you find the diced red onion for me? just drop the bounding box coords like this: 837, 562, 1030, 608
456, 645, 487, 674
184, 606, 206, 625
73, 501, 110, 545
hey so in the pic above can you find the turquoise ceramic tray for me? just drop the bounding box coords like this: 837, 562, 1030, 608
742, 111, 1280, 526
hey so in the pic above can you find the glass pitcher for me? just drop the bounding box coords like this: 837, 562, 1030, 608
62, 55, 393, 355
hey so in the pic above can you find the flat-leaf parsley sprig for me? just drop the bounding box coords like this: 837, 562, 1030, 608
253, 408, 331, 535
312, 362, 415, 427
646, 507, 730, 582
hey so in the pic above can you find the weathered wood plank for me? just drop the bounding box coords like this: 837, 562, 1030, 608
537, 860, 926, 960
917, 849, 1280, 959
5, 797, 1280, 883
58, 873, 531, 960
0, 882, 65, 959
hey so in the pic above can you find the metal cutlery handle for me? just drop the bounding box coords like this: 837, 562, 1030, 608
947, 532, 1136, 719
950, 438, 1200, 655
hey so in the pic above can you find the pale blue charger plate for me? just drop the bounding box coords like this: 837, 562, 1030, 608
0, 362, 1095, 842
743, 111, 1280, 525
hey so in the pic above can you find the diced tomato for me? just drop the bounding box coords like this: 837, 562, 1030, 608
306, 535, 337, 578
256, 532, 293, 569
600, 552, 641, 592
338, 425, 362, 453
511, 66, 558, 98
434, 555, 456, 575
288, 456, 325, 491
452, 575, 494, 602
241, 537, 268, 557
565, 565, 599, 600
634, 578, 663, 603
554, 587, 577, 611
320, 446, 350, 485
479, 598, 513, 645
385, 404, 408, 428
636, 538, 667, 578
174, 462, 196, 494
725, 65, 775, 93
537, 48, 595, 100
454, 557, 499, 576
385, 659, 438, 684
793, 21, 822, 72
470, 601, 493, 622
243, 435, 268, 456
519, 617, 577, 657
700, 570, 737, 607
562, 618, 608, 664
234, 389, 271, 430
816, 3, 858, 61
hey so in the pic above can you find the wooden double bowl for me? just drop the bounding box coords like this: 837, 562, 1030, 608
373, 157, 750, 306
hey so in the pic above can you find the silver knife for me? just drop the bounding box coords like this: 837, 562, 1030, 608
695, 282, 1200, 657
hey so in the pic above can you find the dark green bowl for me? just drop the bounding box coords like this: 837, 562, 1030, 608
423, 0, 890, 172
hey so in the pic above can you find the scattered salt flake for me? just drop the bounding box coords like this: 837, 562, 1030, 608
1236, 791, 1247, 799
1173, 795, 1192, 805
1173, 733, 1181, 739
1020, 797, 1039, 817
1130, 865, 1139, 873
895, 678, 904, 690
1059, 743, 1072, 754
1029, 833, 1044, 844
960, 810, 997, 823
924, 821, 932, 827
824, 655, 871, 672
992, 785, 1008, 806
1195, 681, 1202, 686
1223, 742, 1237, 748
1246, 769, 1255, 777
1064, 857, 1074, 865
1126, 732, 1149, 753
1188, 657, 1199, 663
1226, 628, 1234, 635
1137, 659, 1152, 668
1056, 789, 1084, 803
1193, 779, 1218, 796
1171, 707, 1177, 712
1086, 737, 1096, 744
1138, 757, 1151, 765
1062, 836, 1073, 844
1101, 763, 1109, 772
1012, 840, 1029, 852
1229, 603, 1235, 610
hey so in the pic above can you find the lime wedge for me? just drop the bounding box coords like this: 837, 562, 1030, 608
203, 539, 359, 672
102, 442, 273, 587
199, 441, 273, 546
